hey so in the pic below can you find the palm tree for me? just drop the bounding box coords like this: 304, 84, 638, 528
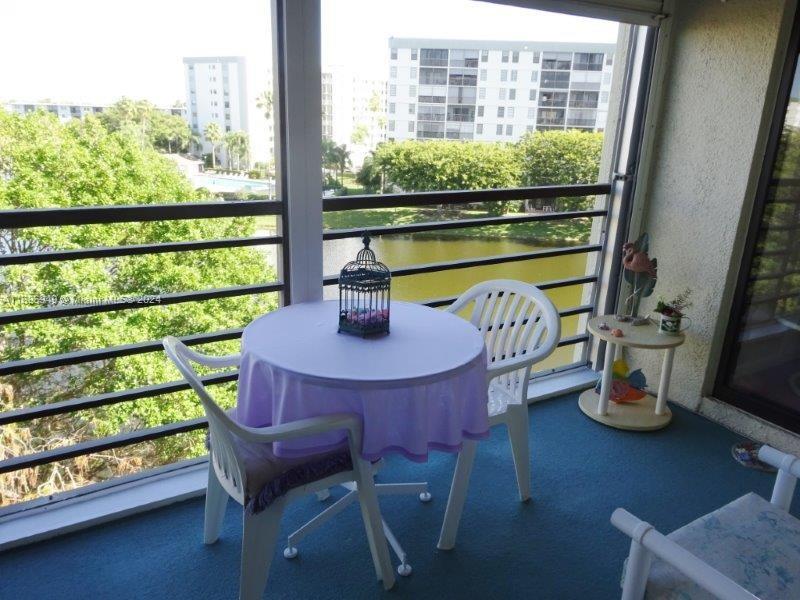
256, 90, 273, 121
203, 123, 223, 169
224, 131, 250, 171
332, 144, 351, 186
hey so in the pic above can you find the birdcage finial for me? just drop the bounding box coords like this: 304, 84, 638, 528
362, 232, 371, 249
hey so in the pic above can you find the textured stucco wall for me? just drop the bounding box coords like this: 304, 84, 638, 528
627, 0, 798, 447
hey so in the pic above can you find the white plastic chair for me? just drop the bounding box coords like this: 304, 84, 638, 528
437, 279, 560, 549
612, 445, 800, 600
163, 336, 395, 599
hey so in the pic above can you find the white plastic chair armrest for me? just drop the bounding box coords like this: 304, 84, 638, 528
487, 345, 557, 380
758, 445, 800, 510
172, 341, 240, 369
224, 412, 362, 447
611, 508, 759, 600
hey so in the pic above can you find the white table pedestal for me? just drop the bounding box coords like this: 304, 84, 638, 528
578, 315, 685, 431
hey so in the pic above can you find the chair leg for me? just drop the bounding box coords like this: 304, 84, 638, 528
437, 439, 478, 550
204, 466, 229, 544
354, 458, 396, 590
621, 538, 653, 600
240, 499, 285, 600
506, 403, 531, 502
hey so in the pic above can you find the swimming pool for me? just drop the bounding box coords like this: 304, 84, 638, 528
191, 174, 275, 194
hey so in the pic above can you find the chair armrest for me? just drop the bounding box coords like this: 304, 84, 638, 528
486, 345, 556, 380
611, 508, 758, 600
225, 412, 362, 448
758, 445, 800, 511
175, 342, 241, 369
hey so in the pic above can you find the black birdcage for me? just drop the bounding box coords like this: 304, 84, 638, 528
338, 233, 391, 336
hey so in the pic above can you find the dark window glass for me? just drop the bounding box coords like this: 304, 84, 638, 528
540, 70, 570, 89
419, 68, 447, 85
420, 48, 448, 67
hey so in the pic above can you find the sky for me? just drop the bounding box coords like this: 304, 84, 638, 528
0, 0, 618, 106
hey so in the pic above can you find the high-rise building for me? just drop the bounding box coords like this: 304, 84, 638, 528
321, 67, 386, 167
184, 56, 268, 169
387, 38, 616, 142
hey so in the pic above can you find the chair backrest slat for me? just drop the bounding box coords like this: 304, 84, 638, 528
163, 337, 247, 504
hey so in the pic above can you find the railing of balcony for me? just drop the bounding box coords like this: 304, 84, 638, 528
0, 183, 610, 505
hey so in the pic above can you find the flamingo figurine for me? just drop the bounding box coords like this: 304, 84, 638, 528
620, 233, 657, 320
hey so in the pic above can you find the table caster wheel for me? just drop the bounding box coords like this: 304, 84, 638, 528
397, 563, 412, 577
283, 546, 298, 559
419, 491, 432, 503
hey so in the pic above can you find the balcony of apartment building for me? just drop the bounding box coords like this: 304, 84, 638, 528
2, 1, 800, 599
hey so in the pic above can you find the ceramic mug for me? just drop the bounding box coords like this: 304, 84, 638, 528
656, 313, 691, 335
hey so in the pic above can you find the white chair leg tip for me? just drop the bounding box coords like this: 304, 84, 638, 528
397, 563, 412, 577
419, 491, 432, 502
283, 546, 298, 559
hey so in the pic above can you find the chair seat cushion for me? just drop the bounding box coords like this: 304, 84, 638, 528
226, 434, 352, 515
645, 492, 800, 599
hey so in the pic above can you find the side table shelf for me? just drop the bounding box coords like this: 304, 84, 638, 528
578, 315, 685, 431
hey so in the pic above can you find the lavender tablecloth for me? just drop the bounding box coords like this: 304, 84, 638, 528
235, 300, 489, 461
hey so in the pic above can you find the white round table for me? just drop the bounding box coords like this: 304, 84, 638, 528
236, 300, 489, 460
578, 315, 685, 431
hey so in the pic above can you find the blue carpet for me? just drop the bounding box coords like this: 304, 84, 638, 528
1, 394, 792, 599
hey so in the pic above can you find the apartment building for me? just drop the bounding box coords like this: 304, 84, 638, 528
2, 102, 185, 122
387, 38, 615, 142
184, 56, 272, 169
321, 67, 386, 167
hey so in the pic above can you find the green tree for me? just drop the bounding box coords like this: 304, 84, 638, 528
517, 130, 604, 210
204, 122, 223, 169
356, 153, 382, 194
332, 144, 351, 185
100, 99, 193, 154
0, 109, 275, 503
351, 123, 369, 146
373, 140, 521, 214
256, 89, 273, 121
225, 130, 250, 171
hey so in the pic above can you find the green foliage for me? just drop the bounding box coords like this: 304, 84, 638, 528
99, 98, 192, 154
203, 122, 223, 169
356, 154, 382, 194
373, 140, 521, 215
517, 130, 604, 210
0, 108, 276, 501
224, 130, 250, 171
351, 123, 369, 146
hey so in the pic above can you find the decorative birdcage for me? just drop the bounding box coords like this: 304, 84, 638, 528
338, 233, 391, 336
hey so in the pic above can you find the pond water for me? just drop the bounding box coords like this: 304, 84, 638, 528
322, 234, 595, 372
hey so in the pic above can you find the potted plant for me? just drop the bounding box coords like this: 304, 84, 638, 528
654, 288, 692, 335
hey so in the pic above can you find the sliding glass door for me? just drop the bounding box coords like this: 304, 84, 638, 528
715, 21, 800, 432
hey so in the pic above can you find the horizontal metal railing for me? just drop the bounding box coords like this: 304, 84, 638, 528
0, 183, 609, 486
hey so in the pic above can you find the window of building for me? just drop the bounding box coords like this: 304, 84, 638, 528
509, 89, 516, 100
500, 69, 508, 82
499, 88, 507, 100
450, 49, 479, 68
390, 66, 397, 78
389, 84, 397, 96
501, 50, 509, 63
512, 51, 519, 63
420, 67, 447, 85
408, 121, 415, 132
410, 67, 417, 79
479, 87, 486, 99
389, 102, 396, 113
541, 70, 570, 89
507, 107, 515, 118
409, 103, 416, 114
606, 54, 613, 66
447, 105, 475, 122
420, 48, 448, 67
411, 49, 418, 61
496, 124, 503, 135
391, 48, 398, 60
531, 71, 539, 84
527, 107, 535, 119
573, 52, 604, 71
409, 85, 417, 96
388, 120, 395, 131
542, 51, 572, 70
480, 49, 488, 62
497, 106, 505, 118
539, 91, 568, 107
417, 104, 446, 121
477, 105, 484, 117
506, 124, 513, 136
447, 86, 477, 105
476, 123, 483, 134
480, 69, 487, 82
529, 89, 537, 101
449, 69, 478, 86
511, 70, 518, 82
569, 90, 599, 109
533, 52, 540, 64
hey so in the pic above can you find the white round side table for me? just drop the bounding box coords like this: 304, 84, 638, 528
578, 315, 685, 431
